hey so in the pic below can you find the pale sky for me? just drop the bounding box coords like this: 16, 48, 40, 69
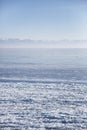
0, 0, 87, 40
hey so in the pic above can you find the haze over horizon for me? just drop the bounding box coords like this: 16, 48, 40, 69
0, 38, 87, 48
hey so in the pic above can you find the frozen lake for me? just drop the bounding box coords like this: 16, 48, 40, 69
0, 48, 87, 129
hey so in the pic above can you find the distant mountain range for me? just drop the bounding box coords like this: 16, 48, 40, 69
0, 38, 87, 48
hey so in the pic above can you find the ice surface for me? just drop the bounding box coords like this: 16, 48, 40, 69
0, 48, 87, 129
0, 81, 87, 130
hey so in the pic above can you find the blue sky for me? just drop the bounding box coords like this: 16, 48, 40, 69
0, 0, 87, 40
